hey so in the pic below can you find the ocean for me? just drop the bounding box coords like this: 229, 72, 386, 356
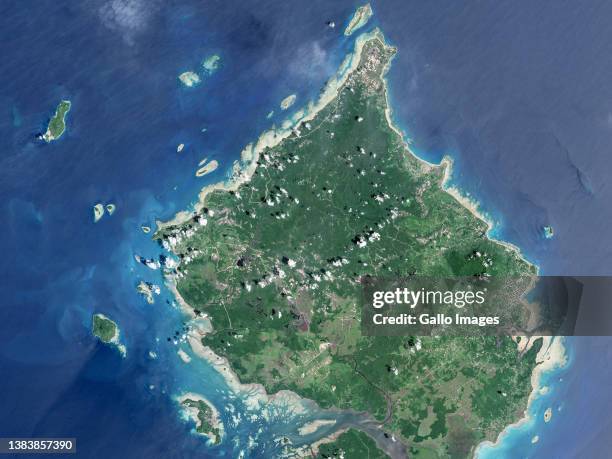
1, 1, 611, 457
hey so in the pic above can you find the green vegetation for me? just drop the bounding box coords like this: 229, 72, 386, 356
43, 100, 71, 142
159, 34, 539, 457
316, 429, 387, 458
92, 313, 117, 343
92, 313, 126, 356
182, 398, 222, 444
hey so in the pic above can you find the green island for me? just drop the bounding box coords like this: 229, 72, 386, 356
180, 396, 223, 445
43, 100, 71, 142
92, 313, 126, 356
158, 31, 541, 458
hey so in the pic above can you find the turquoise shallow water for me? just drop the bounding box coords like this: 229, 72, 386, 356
477, 337, 612, 458
0, 1, 360, 456
1, 1, 611, 457
476, 339, 574, 459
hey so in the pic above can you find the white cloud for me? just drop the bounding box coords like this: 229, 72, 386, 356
288, 41, 333, 80
99, 0, 158, 44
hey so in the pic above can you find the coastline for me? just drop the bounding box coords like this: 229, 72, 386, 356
305, 428, 349, 457
474, 336, 568, 457
187, 332, 307, 415
157, 28, 392, 442
376, 43, 563, 455
344, 4, 373, 37
177, 391, 222, 420
176, 391, 225, 442
196, 159, 219, 177
93, 313, 126, 357
376, 36, 537, 274
157, 26, 564, 457
440, 157, 537, 273
111, 333, 127, 358
156, 28, 388, 233
165, 275, 197, 318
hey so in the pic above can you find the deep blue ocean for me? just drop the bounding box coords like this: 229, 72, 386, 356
1, 1, 611, 457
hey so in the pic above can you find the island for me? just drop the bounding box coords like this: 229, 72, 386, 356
280, 94, 297, 111
93, 203, 105, 222
42, 100, 71, 142
344, 4, 373, 37
543, 225, 554, 239
157, 30, 546, 458
93, 203, 115, 221
137, 280, 159, 304
178, 393, 224, 445
179, 71, 201, 87
202, 54, 221, 74
106, 203, 116, 215
195, 159, 219, 177
92, 313, 126, 356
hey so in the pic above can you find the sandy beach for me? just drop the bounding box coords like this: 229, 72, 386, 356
94, 313, 126, 357
157, 29, 389, 233
344, 4, 373, 37
177, 348, 192, 363
93, 203, 105, 222
157, 27, 558, 456
179, 71, 201, 87
195, 159, 219, 177
297, 419, 336, 436
176, 391, 224, 441
474, 336, 567, 454
157, 32, 395, 421
280, 94, 297, 110
187, 332, 307, 415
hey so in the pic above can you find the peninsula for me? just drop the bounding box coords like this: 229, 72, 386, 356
158, 30, 544, 458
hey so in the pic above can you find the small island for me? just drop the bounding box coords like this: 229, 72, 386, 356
178, 393, 224, 445
544, 407, 553, 423
543, 225, 554, 239
93, 203, 105, 222
344, 4, 373, 36
92, 313, 126, 357
202, 54, 221, 74
42, 100, 71, 142
280, 94, 297, 110
93, 203, 116, 222
137, 280, 159, 304
195, 159, 219, 177
178, 71, 201, 87
105, 203, 116, 215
